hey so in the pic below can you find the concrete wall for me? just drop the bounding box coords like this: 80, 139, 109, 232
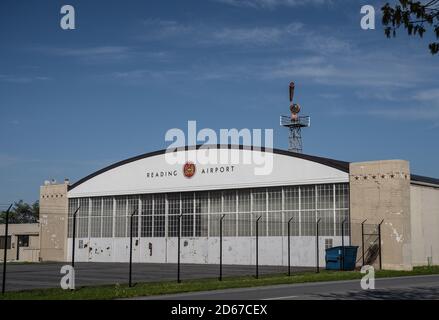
0, 223, 39, 262
410, 184, 439, 266
67, 236, 349, 267
350, 160, 412, 270
39, 182, 69, 262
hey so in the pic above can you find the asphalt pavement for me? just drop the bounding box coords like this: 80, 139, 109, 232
0, 262, 308, 292
133, 274, 439, 300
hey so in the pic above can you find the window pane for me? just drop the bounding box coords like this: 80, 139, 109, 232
301, 185, 315, 210
284, 186, 299, 211
141, 194, 153, 237
78, 198, 89, 238
154, 194, 166, 237
335, 209, 349, 236
168, 193, 180, 237
267, 211, 282, 236
284, 210, 300, 236
18, 235, 29, 247
223, 191, 236, 236
210, 191, 222, 213
223, 190, 236, 213
0, 236, 11, 249
127, 197, 139, 237
181, 192, 194, 237
115, 197, 126, 237
252, 189, 266, 212
267, 187, 282, 211
317, 210, 334, 236
317, 184, 333, 210
301, 211, 316, 236
68, 198, 79, 237
238, 189, 250, 212
238, 189, 251, 236
102, 197, 113, 237
195, 192, 208, 237
90, 198, 102, 238
335, 183, 349, 209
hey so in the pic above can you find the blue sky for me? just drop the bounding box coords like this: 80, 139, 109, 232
0, 0, 438, 203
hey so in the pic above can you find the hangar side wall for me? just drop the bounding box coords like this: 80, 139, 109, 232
350, 160, 412, 271
410, 184, 439, 266
66, 236, 349, 267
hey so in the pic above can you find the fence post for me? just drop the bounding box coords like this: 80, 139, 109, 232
378, 219, 384, 270
219, 214, 225, 281
287, 217, 294, 276
341, 218, 347, 271
2, 204, 12, 294
255, 215, 262, 279
71, 206, 80, 269
316, 219, 321, 273
361, 219, 367, 266
348, 220, 352, 246
178, 214, 182, 283
129, 209, 137, 287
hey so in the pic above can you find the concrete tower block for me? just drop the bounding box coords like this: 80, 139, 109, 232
350, 160, 412, 271
39, 182, 69, 262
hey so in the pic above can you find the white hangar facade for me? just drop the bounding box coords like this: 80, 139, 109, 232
39, 145, 439, 270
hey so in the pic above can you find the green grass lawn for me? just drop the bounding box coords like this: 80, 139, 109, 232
1, 266, 439, 300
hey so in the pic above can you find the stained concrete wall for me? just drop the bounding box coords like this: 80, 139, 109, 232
39, 182, 69, 262
0, 223, 39, 262
410, 184, 439, 266
350, 160, 412, 270
67, 236, 349, 267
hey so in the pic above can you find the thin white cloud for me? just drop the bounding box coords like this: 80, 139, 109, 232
414, 89, 439, 101
367, 105, 439, 121
140, 19, 193, 41
265, 50, 437, 89
210, 23, 303, 45
32, 45, 171, 65
50, 46, 131, 57
330, 103, 439, 124
0, 74, 50, 84
139, 19, 309, 47
34, 45, 132, 62
0, 155, 18, 168
214, 0, 330, 9
138, 18, 352, 54
111, 69, 188, 84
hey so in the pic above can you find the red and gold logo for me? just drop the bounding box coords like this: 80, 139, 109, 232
183, 162, 196, 178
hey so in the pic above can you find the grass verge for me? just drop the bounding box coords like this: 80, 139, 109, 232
1, 266, 439, 300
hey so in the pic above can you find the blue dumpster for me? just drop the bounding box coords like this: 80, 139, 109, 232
325, 246, 359, 271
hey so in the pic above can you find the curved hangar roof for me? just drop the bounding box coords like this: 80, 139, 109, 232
68, 145, 350, 198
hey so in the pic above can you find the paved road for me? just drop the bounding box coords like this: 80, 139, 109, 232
135, 274, 439, 300
0, 262, 308, 292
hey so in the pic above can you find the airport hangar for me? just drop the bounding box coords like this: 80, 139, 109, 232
39, 145, 439, 271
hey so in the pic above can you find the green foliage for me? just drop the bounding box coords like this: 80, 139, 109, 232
382, 0, 439, 54
0, 200, 39, 224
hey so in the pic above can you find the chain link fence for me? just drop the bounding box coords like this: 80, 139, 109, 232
1, 210, 383, 292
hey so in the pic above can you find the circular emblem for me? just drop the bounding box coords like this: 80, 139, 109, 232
183, 162, 196, 178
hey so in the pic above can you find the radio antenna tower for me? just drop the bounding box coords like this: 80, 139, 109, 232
280, 82, 310, 153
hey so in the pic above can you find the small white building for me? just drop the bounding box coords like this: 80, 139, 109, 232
0, 223, 40, 262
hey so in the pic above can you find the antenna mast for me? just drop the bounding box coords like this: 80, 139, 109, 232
280, 82, 310, 153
